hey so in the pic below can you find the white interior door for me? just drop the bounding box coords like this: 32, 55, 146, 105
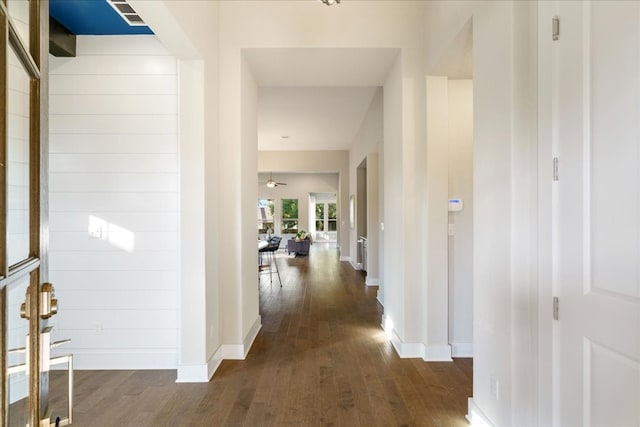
550, 1, 640, 425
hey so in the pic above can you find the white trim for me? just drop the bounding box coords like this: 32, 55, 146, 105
389, 329, 424, 358
451, 342, 473, 357
467, 398, 495, 427
208, 347, 223, 378
350, 260, 362, 270
423, 345, 453, 362
221, 344, 245, 359
177, 347, 223, 382
222, 315, 262, 360
176, 363, 209, 383
243, 315, 262, 358
365, 276, 379, 286
376, 289, 384, 306
340, 256, 351, 262
384, 328, 453, 361
176, 317, 261, 382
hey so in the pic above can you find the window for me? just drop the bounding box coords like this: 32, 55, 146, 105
328, 203, 337, 231
315, 203, 324, 231
257, 199, 274, 234
281, 199, 298, 233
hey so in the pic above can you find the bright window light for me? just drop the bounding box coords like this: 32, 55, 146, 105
384, 315, 394, 340
88, 215, 135, 253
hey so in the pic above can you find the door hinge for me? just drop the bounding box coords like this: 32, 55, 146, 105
553, 297, 559, 320
553, 157, 559, 181
552, 16, 560, 41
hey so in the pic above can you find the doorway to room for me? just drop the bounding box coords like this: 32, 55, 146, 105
310, 192, 337, 243
426, 18, 474, 358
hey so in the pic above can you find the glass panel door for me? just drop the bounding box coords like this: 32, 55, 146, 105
1, 1, 47, 425
7, 44, 31, 266
7, 276, 30, 426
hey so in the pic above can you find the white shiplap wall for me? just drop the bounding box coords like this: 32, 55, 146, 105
48, 36, 179, 369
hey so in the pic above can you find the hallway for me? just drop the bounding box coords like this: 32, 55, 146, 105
51, 244, 472, 426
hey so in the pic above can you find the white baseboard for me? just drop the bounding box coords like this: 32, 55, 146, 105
176, 346, 223, 383
222, 315, 262, 359
376, 289, 383, 306
350, 260, 362, 270
177, 363, 210, 383
467, 398, 495, 426
390, 330, 425, 358
68, 349, 177, 370
423, 345, 453, 361
339, 256, 351, 262
243, 316, 262, 358
383, 326, 452, 361
451, 342, 473, 358
365, 276, 379, 286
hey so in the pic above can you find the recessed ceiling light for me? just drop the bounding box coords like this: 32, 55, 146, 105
281, 135, 290, 139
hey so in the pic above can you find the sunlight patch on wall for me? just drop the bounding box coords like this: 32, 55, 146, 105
88, 215, 135, 252
383, 315, 394, 341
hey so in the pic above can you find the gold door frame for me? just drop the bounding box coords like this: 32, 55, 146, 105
0, 0, 47, 425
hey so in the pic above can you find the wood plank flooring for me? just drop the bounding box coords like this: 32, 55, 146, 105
49, 243, 472, 426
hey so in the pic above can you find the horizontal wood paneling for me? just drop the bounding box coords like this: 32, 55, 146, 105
56, 290, 178, 310
50, 154, 178, 173
49, 270, 178, 291
49, 75, 177, 96
49, 231, 178, 252
50, 329, 177, 350
50, 94, 177, 115
50, 173, 179, 193
53, 309, 177, 330
50, 55, 176, 75
50, 251, 177, 271
50, 114, 177, 135
49, 36, 179, 369
49, 212, 178, 232
49, 193, 178, 212
50, 134, 177, 154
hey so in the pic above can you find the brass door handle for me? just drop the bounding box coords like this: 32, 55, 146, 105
41, 283, 58, 319
19, 283, 59, 319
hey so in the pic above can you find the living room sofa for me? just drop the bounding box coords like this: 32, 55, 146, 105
287, 238, 311, 256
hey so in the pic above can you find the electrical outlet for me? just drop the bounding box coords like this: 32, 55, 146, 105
490, 376, 499, 400
94, 323, 103, 335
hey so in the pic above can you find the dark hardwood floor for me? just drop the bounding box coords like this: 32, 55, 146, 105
50, 243, 472, 426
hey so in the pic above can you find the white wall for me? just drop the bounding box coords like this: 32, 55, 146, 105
48, 36, 179, 369
348, 88, 383, 283
258, 172, 339, 240
425, 75, 451, 360
424, 2, 538, 426
448, 79, 474, 356
130, 0, 223, 381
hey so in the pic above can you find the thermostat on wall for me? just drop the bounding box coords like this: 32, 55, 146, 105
448, 198, 463, 212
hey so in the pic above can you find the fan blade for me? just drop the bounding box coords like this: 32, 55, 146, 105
275, 182, 287, 186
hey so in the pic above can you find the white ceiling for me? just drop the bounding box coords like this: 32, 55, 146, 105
428, 20, 473, 79
258, 87, 378, 151
246, 48, 398, 151
244, 48, 399, 87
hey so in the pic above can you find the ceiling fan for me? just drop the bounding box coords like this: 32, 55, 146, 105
260, 172, 287, 188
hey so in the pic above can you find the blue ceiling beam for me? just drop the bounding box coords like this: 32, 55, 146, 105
50, 0, 153, 35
